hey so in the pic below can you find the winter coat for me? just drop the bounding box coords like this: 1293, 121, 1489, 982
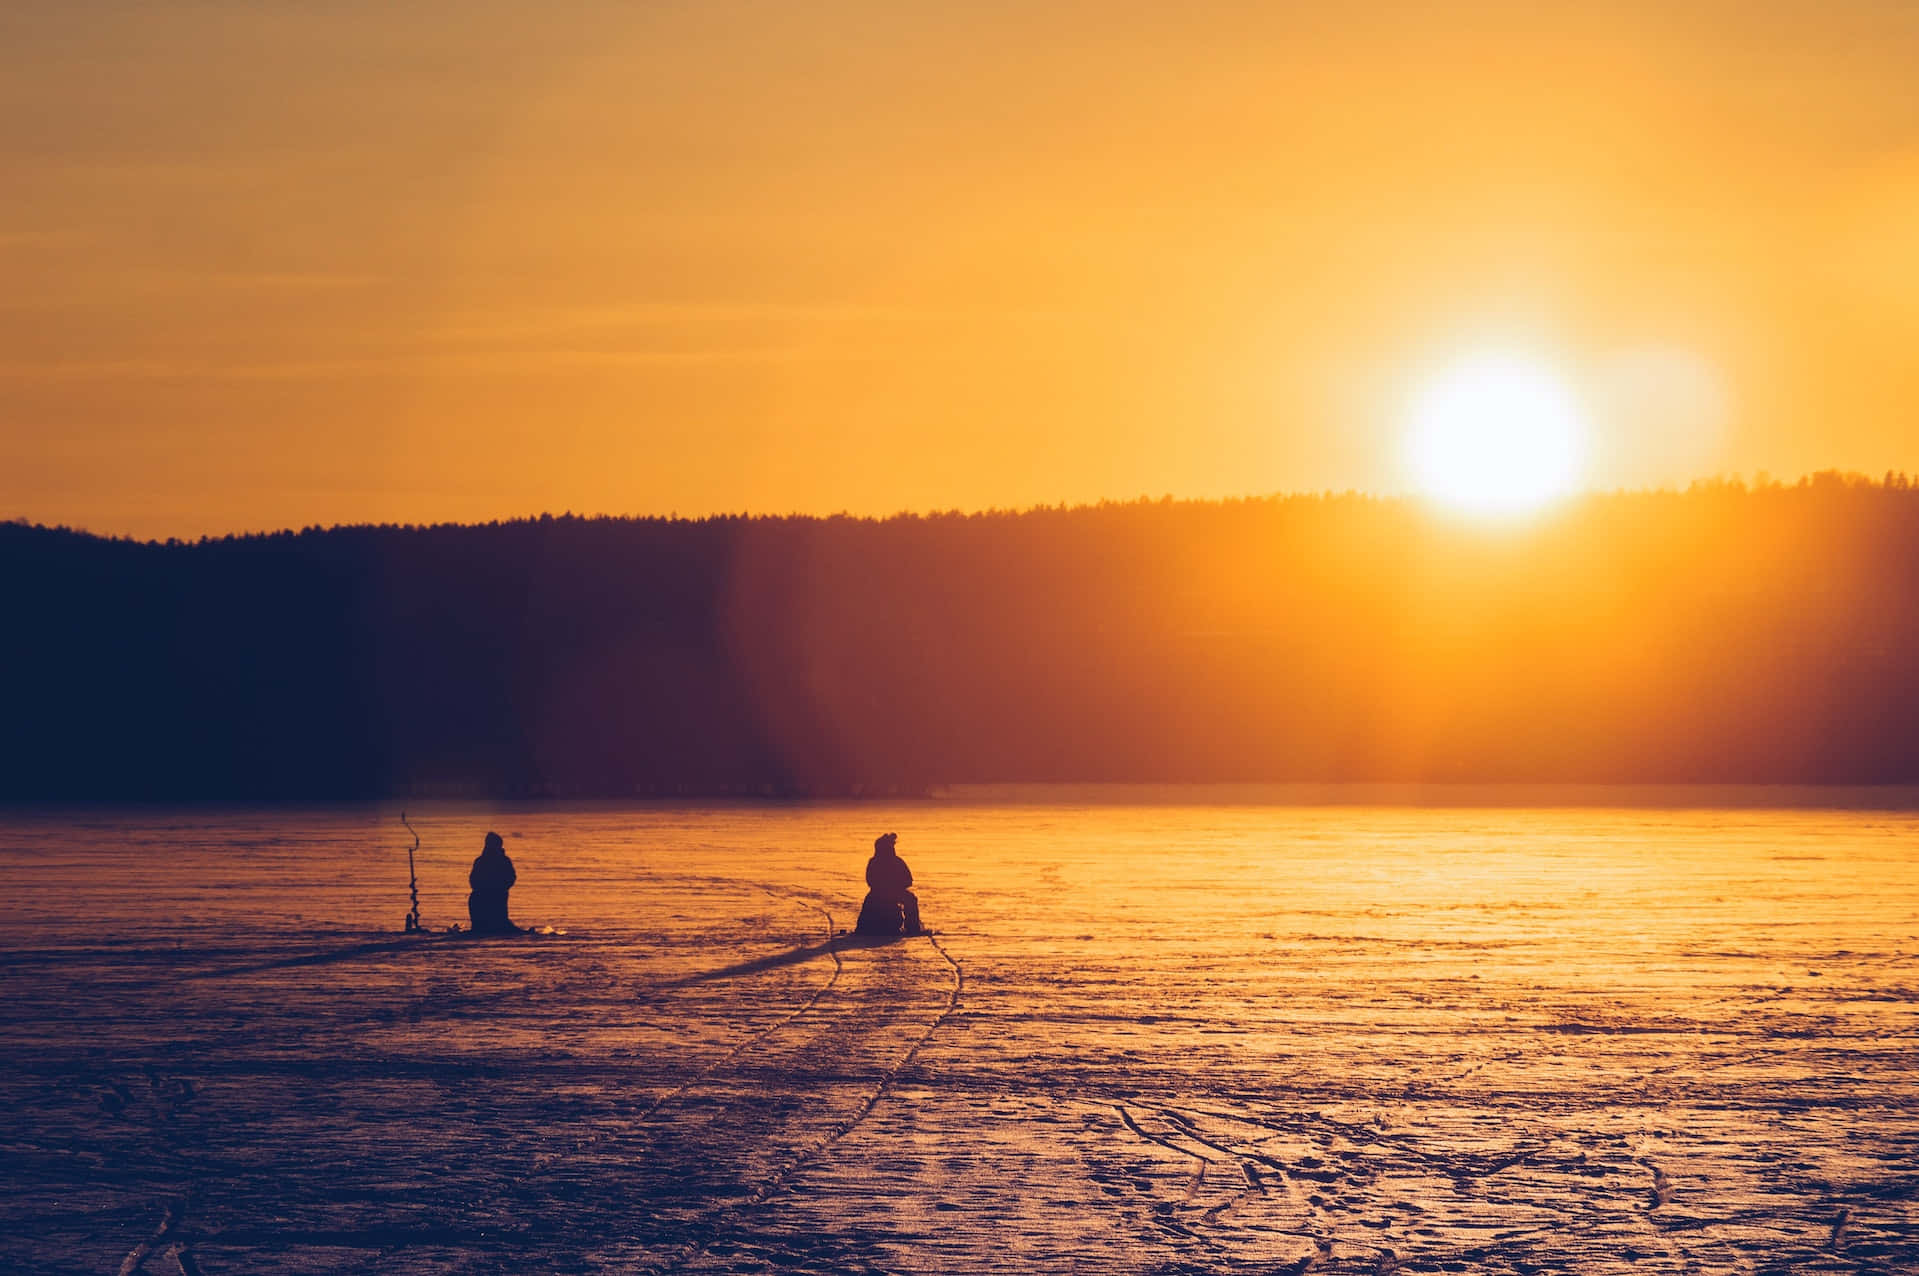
865, 852, 912, 897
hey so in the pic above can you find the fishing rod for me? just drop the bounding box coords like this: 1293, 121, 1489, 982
401, 810, 423, 932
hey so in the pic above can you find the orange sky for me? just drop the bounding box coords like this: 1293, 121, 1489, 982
6, 1, 1919, 538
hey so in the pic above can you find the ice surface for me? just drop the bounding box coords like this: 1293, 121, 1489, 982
4, 798, 1916, 1274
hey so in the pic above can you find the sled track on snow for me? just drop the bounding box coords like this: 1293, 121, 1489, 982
113, 1074, 209, 1276
624, 885, 845, 1126
1130, 1101, 1284, 1228
1105, 1095, 1814, 1272
509, 881, 845, 1180
1107, 1092, 1546, 1267
328, 879, 848, 1274
640, 930, 964, 1275
115, 1203, 180, 1276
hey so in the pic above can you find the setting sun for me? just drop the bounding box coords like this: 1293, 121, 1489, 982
1403, 353, 1590, 517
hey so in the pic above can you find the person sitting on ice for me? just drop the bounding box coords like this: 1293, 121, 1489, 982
855, 831, 925, 936
467, 831, 520, 934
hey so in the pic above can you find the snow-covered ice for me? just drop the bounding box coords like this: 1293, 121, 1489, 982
5, 796, 1916, 1273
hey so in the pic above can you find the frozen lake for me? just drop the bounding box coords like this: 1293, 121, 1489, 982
5, 792, 1917, 1274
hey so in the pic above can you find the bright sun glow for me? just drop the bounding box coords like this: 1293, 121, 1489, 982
1403, 353, 1590, 517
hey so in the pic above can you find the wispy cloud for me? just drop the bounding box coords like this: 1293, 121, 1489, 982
198, 271, 387, 292
0, 228, 89, 248
0, 346, 896, 382
427, 300, 1078, 343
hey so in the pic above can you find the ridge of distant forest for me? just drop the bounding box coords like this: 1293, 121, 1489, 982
7, 472, 1919, 798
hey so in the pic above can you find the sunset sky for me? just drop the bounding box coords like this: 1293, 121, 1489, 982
6, 1, 1919, 537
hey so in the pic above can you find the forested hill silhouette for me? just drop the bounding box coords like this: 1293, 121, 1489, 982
7, 474, 1919, 799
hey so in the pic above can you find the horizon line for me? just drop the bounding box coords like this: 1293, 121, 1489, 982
8, 467, 1913, 546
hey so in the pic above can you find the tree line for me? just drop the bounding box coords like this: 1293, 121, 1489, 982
6, 473, 1919, 798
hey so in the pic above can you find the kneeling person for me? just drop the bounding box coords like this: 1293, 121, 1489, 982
468, 831, 521, 934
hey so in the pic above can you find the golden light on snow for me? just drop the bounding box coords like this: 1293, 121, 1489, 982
1402, 353, 1590, 517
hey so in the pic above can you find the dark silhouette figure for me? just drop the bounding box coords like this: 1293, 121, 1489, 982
468, 831, 519, 934
855, 831, 924, 936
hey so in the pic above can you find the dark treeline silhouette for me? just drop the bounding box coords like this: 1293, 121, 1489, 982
7, 473, 1919, 799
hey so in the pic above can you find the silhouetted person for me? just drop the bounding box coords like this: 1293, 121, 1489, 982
468, 831, 519, 934
855, 831, 924, 936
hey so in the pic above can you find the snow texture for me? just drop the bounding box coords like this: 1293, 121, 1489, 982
4, 798, 1917, 1274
